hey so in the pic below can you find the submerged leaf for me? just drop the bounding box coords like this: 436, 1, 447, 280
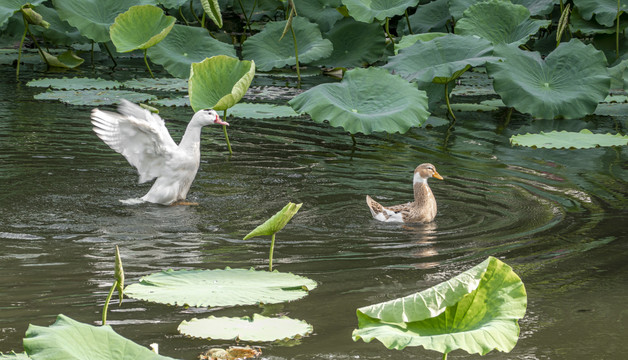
23, 314, 175, 360
179, 314, 313, 341
244, 202, 302, 240
510, 129, 628, 149
109, 5, 176, 52
353, 257, 527, 355
125, 268, 317, 307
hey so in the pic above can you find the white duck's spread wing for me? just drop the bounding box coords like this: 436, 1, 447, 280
91, 100, 178, 183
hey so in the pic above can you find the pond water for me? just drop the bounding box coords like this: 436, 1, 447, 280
0, 57, 626, 359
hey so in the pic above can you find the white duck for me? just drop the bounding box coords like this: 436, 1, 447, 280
91, 99, 228, 205
366, 163, 443, 223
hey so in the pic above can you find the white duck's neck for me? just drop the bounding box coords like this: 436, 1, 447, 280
178, 119, 204, 150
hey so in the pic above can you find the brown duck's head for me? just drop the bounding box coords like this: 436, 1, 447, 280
414, 163, 443, 183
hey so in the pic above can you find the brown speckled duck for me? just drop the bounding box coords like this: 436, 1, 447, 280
366, 163, 443, 223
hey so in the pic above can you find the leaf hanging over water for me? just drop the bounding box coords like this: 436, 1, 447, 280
109, 5, 176, 53
244, 202, 302, 240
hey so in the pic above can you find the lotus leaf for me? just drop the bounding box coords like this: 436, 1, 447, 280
27, 77, 122, 90
342, 0, 421, 23
570, 7, 623, 35
0, 353, 30, 360
486, 40, 610, 119
294, 0, 343, 32
188, 55, 255, 112
229, 103, 300, 119
244, 202, 302, 240
0, 0, 44, 28
241, 16, 332, 71
573, 0, 628, 27
41, 50, 84, 69
52, 0, 156, 43
150, 96, 190, 107
34, 89, 156, 106
125, 268, 317, 307
178, 314, 313, 341
395, 33, 447, 54
200, 0, 222, 28
123, 77, 187, 91
28, 4, 89, 45
396, 0, 450, 35
314, 17, 385, 67
158, 0, 189, 8
455, 0, 551, 46
450, 0, 555, 19
290, 67, 429, 134
510, 129, 628, 149
147, 24, 237, 78
352, 256, 527, 356
109, 5, 175, 53
23, 314, 176, 360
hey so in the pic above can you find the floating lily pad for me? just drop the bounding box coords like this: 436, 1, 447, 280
289, 67, 430, 134
178, 314, 313, 342
123, 77, 187, 91
147, 24, 237, 78
242, 16, 332, 71
34, 89, 156, 106
23, 314, 175, 360
230, 103, 300, 118
125, 268, 317, 307
510, 129, 628, 149
486, 40, 610, 119
110, 5, 175, 53
353, 257, 527, 356
313, 17, 385, 67
455, 0, 551, 46
52, 0, 155, 43
188, 55, 255, 112
343, 0, 421, 23
294, 0, 343, 32
27, 77, 121, 90
150, 96, 189, 107
572, 0, 628, 27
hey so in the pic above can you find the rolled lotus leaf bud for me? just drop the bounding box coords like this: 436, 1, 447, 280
21, 6, 50, 29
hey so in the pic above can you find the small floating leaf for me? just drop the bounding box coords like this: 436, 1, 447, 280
125, 268, 317, 307
123, 77, 188, 91
109, 5, 176, 53
353, 256, 527, 356
27, 77, 121, 90
23, 314, 176, 360
178, 314, 313, 342
244, 202, 302, 240
34, 89, 156, 106
510, 129, 628, 149
229, 103, 300, 119
150, 96, 190, 107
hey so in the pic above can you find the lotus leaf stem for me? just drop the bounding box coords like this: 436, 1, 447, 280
90, 41, 94, 67
102, 280, 117, 326
179, 7, 190, 26
23, 19, 48, 68
269, 233, 276, 271
237, 0, 254, 34
223, 110, 233, 154
384, 17, 395, 52
16, 17, 28, 80
290, 25, 301, 85
404, 10, 413, 34
444, 81, 456, 121
442, 353, 448, 360
616, 0, 621, 59
143, 49, 154, 78
191, 1, 202, 26
351, 133, 357, 146
103, 42, 117, 68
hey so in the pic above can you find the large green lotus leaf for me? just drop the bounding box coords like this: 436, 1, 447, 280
188, 55, 255, 111
570, 7, 621, 35
450, 0, 555, 19
28, 4, 90, 45
294, 0, 343, 32
352, 256, 527, 355
27, 77, 122, 90
229, 103, 300, 118
110, 5, 175, 52
123, 77, 188, 91
34, 89, 156, 106
397, 0, 450, 35
241, 16, 332, 71
125, 268, 317, 307
289, 67, 430, 134
52, 0, 155, 43
455, 0, 551, 46
23, 314, 176, 360
147, 24, 236, 79
0, 0, 44, 28
158, 0, 189, 8
244, 202, 302, 240
342, 0, 421, 22
313, 17, 385, 67
573, 0, 628, 27
178, 314, 313, 341
395, 33, 447, 54
486, 40, 610, 119
510, 129, 628, 149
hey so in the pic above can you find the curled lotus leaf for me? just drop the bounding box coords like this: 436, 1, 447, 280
455, 0, 551, 46
352, 256, 527, 356
41, 50, 84, 69
178, 314, 313, 342
23, 314, 175, 360
109, 4, 176, 53
486, 40, 610, 119
125, 268, 317, 307
244, 202, 302, 240
342, 0, 421, 23
200, 0, 222, 28
241, 16, 332, 71
188, 55, 255, 112
290, 67, 429, 134
510, 129, 628, 149
147, 24, 237, 78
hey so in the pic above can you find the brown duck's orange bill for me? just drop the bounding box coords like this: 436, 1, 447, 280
433, 171, 443, 180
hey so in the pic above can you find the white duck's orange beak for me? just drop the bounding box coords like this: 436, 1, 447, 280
214, 114, 229, 126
